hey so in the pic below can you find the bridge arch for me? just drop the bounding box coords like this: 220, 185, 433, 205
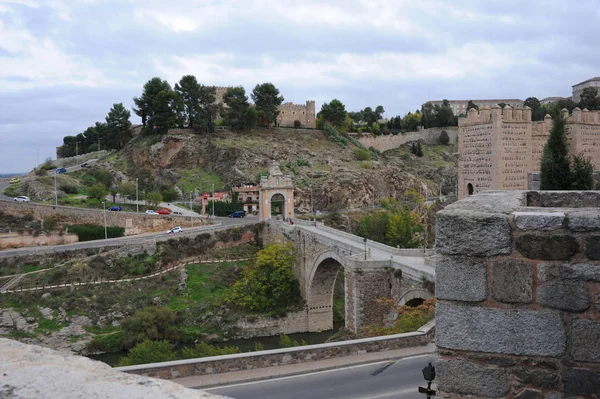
397, 289, 433, 307
306, 250, 345, 332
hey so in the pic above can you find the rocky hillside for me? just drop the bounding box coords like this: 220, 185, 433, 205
121, 128, 457, 213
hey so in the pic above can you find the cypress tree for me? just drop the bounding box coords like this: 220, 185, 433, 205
540, 114, 570, 190
416, 142, 424, 157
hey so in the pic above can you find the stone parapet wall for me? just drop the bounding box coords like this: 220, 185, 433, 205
234, 309, 309, 338
357, 128, 458, 152
117, 321, 435, 379
0, 232, 78, 250
435, 191, 600, 398
1, 200, 206, 236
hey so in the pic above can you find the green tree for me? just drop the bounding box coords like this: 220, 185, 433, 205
375, 105, 385, 120
439, 130, 450, 145
401, 112, 421, 131
198, 85, 218, 132
118, 182, 136, 202
579, 87, 600, 111
120, 307, 178, 348
467, 100, 479, 111
146, 191, 163, 206
251, 83, 284, 126
105, 103, 132, 150
133, 77, 183, 133
318, 99, 347, 128
160, 186, 179, 202
385, 209, 424, 248
223, 87, 254, 130
415, 142, 424, 157
117, 340, 176, 366
570, 155, 595, 190
524, 97, 546, 121
174, 75, 202, 128
87, 183, 107, 200
227, 242, 300, 313
540, 114, 571, 190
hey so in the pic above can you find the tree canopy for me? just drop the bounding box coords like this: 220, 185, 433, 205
579, 87, 600, 111
540, 114, 571, 190
318, 99, 347, 128
251, 83, 284, 127
223, 87, 257, 130
133, 77, 183, 133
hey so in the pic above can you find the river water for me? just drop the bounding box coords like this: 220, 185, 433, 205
89, 322, 344, 366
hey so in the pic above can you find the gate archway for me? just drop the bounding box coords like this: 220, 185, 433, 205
259, 161, 295, 220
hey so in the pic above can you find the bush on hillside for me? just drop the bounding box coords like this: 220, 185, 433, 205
66, 224, 125, 241
120, 307, 179, 348
353, 148, 372, 161
117, 340, 176, 366
439, 130, 450, 145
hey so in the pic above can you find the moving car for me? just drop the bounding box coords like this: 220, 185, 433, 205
166, 226, 183, 234
228, 210, 245, 218
9, 178, 20, 184
55, 167, 67, 174
173, 211, 183, 215
156, 208, 171, 215
108, 206, 122, 211
145, 210, 158, 215
14, 196, 30, 202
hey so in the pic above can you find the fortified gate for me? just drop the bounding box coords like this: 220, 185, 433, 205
259, 162, 295, 221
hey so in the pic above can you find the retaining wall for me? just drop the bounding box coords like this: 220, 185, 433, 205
357, 128, 458, 152
0, 232, 78, 249
117, 320, 435, 379
435, 191, 600, 398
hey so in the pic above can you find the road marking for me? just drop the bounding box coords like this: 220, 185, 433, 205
203, 354, 431, 391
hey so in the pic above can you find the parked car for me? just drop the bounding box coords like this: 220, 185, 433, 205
228, 210, 245, 218
166, 226, 183, 234
14, 196, 30, 202
9, 178, 20, 184
55, 167, 67, 174
80, 162, 89, 167
173, 211, 183, 215
108, 206, 122, 211
145, 210, 158, 215
156, 208, 171, 215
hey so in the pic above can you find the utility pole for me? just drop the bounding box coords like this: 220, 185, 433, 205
372, 186, 375, 210
54, 170, 58, 206
212, 183, 215, 217
75, 141, 78, 165
310, 186, 313, 214
135, 178, 139, 214
102, 201, 107, 239
189, 191, 193, 212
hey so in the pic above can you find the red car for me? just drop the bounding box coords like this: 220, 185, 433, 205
156, 208, 172, 215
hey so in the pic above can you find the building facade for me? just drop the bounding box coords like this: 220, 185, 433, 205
458, 106, 600, 199
572, 77, 600, 103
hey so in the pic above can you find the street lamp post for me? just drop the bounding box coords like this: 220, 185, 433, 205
102, 201, 107, 240
310, 186, 313, 214
212, 183, 215, 217
135, 178, 139, 214
54, 170, 58, 206
363, 237, 367, 260
76, 141, 79, 165
372, 186, 375, 210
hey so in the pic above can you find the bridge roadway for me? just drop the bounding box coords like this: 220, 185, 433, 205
294, 222, 435, 279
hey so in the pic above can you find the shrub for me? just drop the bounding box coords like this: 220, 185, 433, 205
353, 148, 372, 161
35, 168, 47, 176
66, 224, 125, 241
278, 334, 306, 348
87, 183, 107, 200
43, 216, 58, 232
322, 123, 348, 148
181, 342, 240, 359
117, 340, 176, 366
439, 130, 450, 145
160, 186, 179, 202
59, 184, 79, 194
120, 307, 179, 348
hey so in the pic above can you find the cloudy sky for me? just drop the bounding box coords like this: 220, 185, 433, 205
1, 0, 599, 172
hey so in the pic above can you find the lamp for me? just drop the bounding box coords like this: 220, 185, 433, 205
418, 362, 436, 399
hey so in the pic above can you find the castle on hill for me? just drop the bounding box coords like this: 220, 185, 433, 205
458, 106, 600, 199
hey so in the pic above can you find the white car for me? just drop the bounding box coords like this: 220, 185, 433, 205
146, 210, 158, 215
167, 227, 183, 234
14, 196, 30, 202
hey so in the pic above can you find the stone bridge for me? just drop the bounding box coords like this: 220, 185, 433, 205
266, 220, 435, 332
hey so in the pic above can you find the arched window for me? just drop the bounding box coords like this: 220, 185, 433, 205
467, 183, 474, 196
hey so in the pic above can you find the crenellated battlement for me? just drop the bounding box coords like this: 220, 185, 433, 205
567, 107, 600, 125
458, 105, 533, 126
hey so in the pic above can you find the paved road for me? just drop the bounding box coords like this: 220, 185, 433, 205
206, 354, 436, 399
0, 216, 257, 258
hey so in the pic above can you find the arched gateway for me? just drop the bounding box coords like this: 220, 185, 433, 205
259, 162, 294, 221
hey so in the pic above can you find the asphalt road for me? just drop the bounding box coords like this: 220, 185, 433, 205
205, 354, 436, 399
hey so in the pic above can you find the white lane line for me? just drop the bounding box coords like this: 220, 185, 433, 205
204, 354, 432, 391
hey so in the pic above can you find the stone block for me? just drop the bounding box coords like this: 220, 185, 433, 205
571, 319, 600, 362
436, 302, 565, 356
436, 359, 509, 397
584, 235, 600, 260
515, 388, 543, 399
515, 235, 579, 260
435, 255, 487, 302
537, 280, 589, 312
514, 367, 559, 389
492, 259, 532, 303
563, 367, 600, 395
436, 210, 511, 256
513, 212, 565, 231
568, 211, 600, 231
538, 263, 600, 282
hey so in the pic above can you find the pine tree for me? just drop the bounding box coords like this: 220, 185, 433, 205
570, 155, 595, 190
540, 114, 570, 190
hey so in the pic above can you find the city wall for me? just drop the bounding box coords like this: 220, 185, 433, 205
458, 106, 600, 199
435, 191, 600, 398
1, 201, 206, 236
117, 321, 435, 380
357, 127, 458, 152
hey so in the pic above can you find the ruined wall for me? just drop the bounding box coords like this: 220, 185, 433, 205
435, 191, 600, 398
276, 101, 316, 128
357, 127, 458, 152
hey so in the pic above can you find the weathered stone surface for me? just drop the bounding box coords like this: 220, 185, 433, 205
567, 211, 600, 231
584, 235, 600, 260
514, 367, 559, 389
516, 388, 543, 399
543, 393, 564, 399
563, 367, 600, 395
436, 302, 565, 356
537, 280, 589, 312
436, 359, 509, 397
571, 319, 600, 362
492, 259, 532, 303
516, 235, 579, 260
0, 338, 224, 399
435, 255, 487, 302
436, 210, 511, 256
538, 263, 600, 282
513, 212, 565, 231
